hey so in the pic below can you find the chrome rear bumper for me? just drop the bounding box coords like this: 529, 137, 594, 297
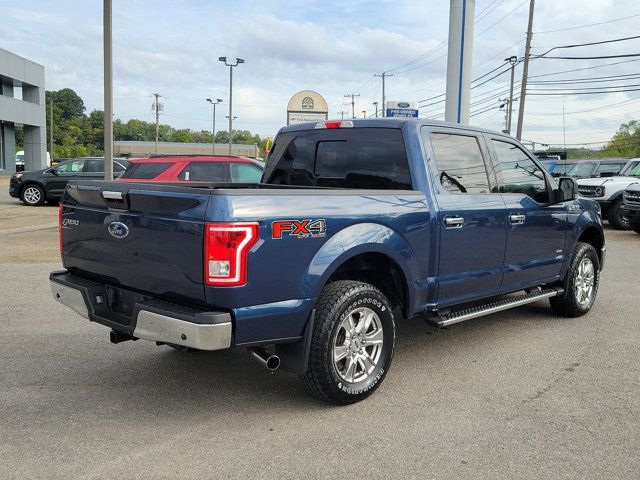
50, 270, 232, 351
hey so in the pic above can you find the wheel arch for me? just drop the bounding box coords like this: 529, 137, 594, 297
302, 222, 418, 319
19, 181, 46, 202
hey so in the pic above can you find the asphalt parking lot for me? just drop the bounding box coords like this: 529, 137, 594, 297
1, 179, 639, 479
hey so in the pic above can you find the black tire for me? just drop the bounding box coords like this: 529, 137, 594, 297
607, 198, 630, 230
20, 184, 46, 206
302, 280, 396, 405
550, 242, 600, 317
630, 221, 640, 235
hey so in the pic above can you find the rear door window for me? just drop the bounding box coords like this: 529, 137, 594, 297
263, 128, 412, 189
121, 162, 173, 179
178, 162, 228, 182
428, 132, 491, 194
83, 159, 104, 173
230, 163, 263, 183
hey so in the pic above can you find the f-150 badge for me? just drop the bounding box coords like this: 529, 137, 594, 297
272, 219, 327, 239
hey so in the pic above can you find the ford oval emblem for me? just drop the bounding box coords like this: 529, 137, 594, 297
397, 102, 410, 108
108, 221, 129, 239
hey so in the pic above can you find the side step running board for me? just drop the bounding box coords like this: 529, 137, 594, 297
426, 287, 564, 327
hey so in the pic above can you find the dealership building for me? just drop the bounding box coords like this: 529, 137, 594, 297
0, 48, 47, 173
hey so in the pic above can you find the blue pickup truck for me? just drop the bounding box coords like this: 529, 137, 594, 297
50, 118, 605, 404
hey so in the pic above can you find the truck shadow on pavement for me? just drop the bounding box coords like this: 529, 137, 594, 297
49, 300, 569, 415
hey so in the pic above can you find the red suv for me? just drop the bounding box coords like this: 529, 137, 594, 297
118, 156, 264, 183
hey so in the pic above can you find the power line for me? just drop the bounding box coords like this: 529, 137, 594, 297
534, 13, 640, 34
529, 73, 640, 85
528, 58, 640, 78
535, 34, 640, 58
528, 87, 640, 95
474, 0, 529, 38
538, 53, 640, 60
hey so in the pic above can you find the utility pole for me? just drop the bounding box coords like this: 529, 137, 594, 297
219, 57, 245, 155
103, 0, 113, 180
375, 72, 393, 117
338, 110, 347, 119
516, 0, 535, 140
153, 93, 161, 154
206, 98, 222, 155
49, 98, 53, 157
506, 56, 517, 135
372, 101, 378, 118
344, 93, 360, 119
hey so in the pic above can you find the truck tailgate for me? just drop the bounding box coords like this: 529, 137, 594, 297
61, 181, 210, 305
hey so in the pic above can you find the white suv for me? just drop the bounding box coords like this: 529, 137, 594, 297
577, 158, 640, 229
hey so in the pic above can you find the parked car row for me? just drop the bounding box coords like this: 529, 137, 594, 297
622, 181, 640, 234
9, 155, 265, 206
540, 158, 629, 179
576, 158, 640, 229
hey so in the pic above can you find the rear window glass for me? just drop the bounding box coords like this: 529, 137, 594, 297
121, 162, 173, 179
263, 128, 412, 190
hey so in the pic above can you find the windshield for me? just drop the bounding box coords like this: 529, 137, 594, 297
620, 160, 640, 177
567, 162, 596, 177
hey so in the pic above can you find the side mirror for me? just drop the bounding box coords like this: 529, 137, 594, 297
599, 171, 614, 178
556, 177, 577, 202
50, 167, 58, 176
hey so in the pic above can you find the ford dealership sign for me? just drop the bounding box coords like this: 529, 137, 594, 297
386, 101, 418, 118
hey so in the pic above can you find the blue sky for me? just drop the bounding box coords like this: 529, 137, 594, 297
2, 0, 640, 148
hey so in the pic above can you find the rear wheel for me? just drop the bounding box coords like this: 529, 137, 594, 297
630, 221, 640, 234
302, 280, 395, 405
550, 242, 600, 317
20, 184, 45, 206
607, 199, 630, 230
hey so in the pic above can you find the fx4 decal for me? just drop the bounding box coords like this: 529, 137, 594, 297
272, 219, 327, 239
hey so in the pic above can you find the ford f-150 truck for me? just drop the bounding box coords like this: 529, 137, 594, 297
51, 119, 605, 405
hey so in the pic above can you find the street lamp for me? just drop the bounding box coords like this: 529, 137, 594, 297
219, 57, 245, 155
206, 98, 222, 155
362, 110, 367, 118
372, 101, 378, 118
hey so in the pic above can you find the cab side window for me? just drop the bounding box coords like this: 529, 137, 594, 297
491, 140, 549, 203
429, 132, 491, 194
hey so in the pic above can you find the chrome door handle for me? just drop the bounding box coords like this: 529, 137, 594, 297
509, 213, 526, 224
444, 216, 465, 228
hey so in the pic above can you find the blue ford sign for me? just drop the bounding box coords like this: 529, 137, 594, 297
385, 101, 418, 118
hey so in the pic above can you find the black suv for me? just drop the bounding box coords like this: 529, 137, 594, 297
9, 157, 128, 206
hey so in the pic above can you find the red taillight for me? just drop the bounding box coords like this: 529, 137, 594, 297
58, 204, 63, 254
204, 222, 259, 286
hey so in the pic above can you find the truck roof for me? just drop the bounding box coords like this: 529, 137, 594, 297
279, 117, 511, 139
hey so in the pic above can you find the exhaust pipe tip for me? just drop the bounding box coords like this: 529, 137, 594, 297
251, 347, 280, 371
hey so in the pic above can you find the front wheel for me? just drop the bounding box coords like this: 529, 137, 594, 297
607, 199, 630, 230
302, 280, 396, 405
550, 242, 600, 317
20, 184, 45, 206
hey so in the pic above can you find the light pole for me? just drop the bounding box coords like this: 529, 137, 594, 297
206, 98, 222, 155
218, 57, 244, 155
372, 101, 378, 118
362, 110, 367, 118
103, 0, 113, 180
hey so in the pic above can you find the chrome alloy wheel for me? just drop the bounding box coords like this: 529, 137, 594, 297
23, 186, 42, 205
333, 307, 384, 383
575, 257, 595, 306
